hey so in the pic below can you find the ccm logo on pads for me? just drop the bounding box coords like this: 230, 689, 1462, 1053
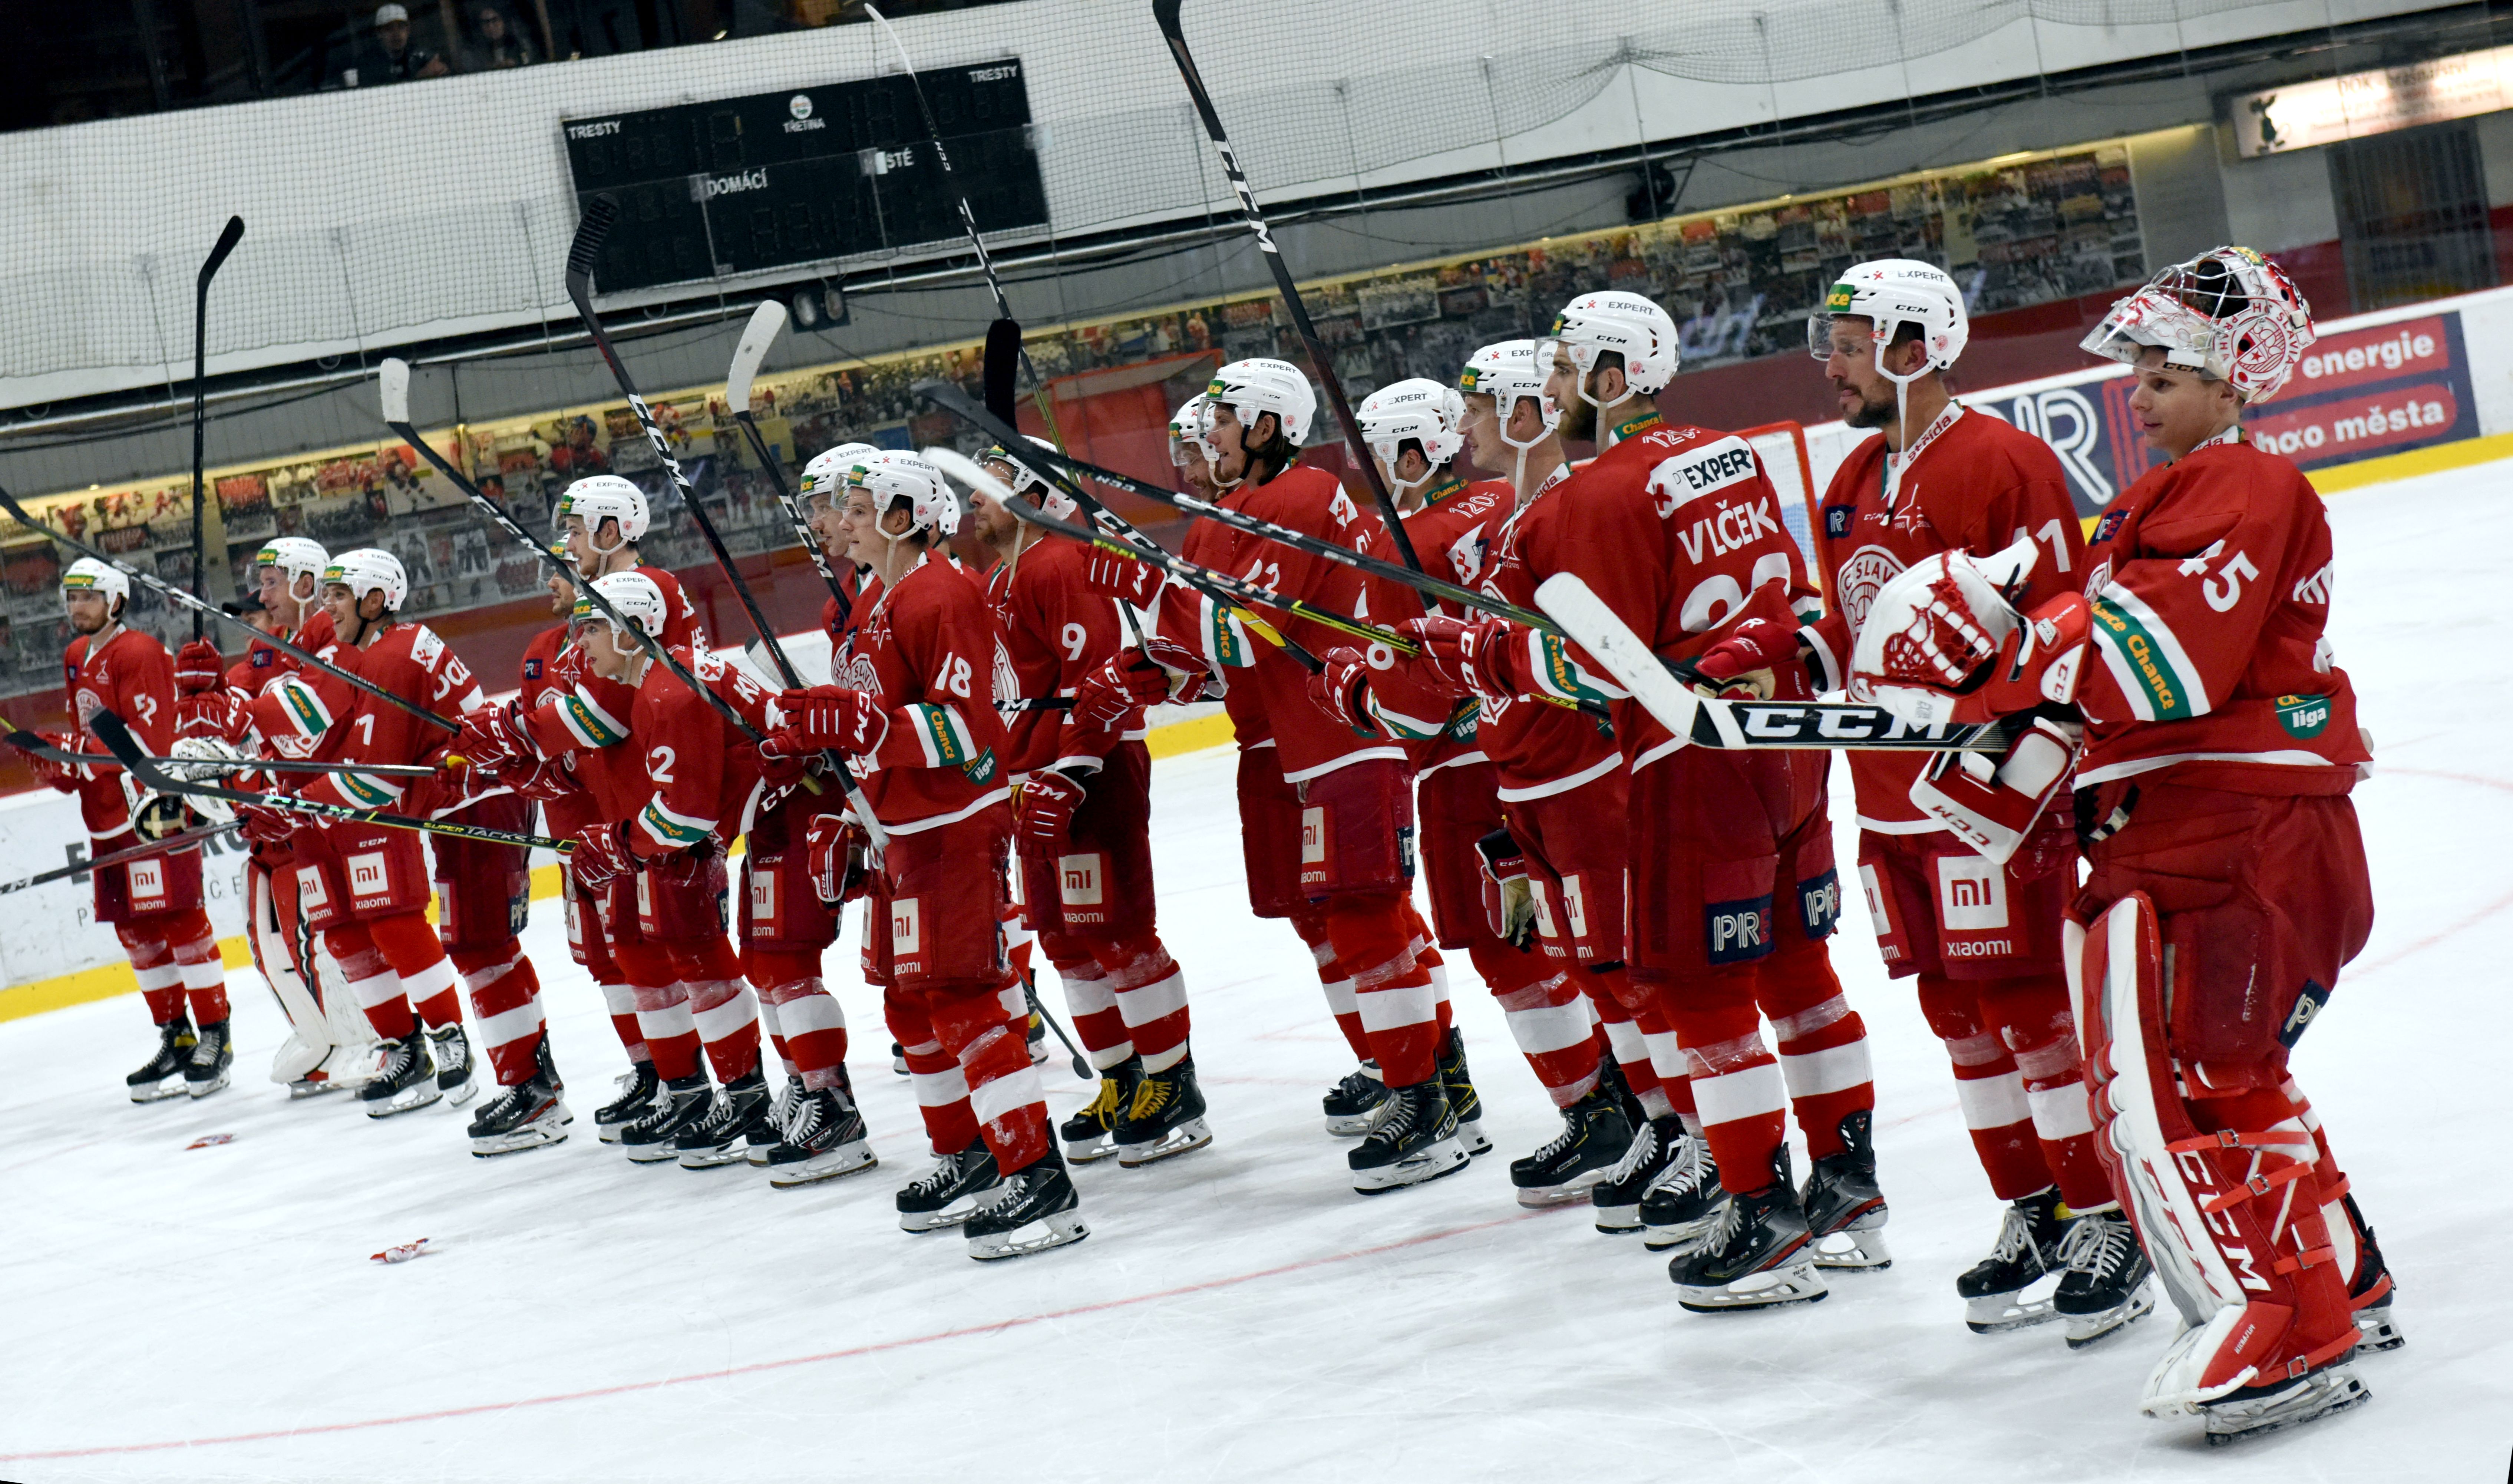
1935, 855, 2009, 931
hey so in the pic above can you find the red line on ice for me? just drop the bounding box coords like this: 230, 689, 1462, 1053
0, 1206, 1568, 1461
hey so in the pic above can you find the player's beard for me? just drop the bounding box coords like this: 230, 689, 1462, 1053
67, 607, 107, 635
1555, 393, 1596, 444
1842, 381, 1899, 430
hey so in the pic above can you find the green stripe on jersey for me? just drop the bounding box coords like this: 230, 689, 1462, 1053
2088, 595, 2197, 721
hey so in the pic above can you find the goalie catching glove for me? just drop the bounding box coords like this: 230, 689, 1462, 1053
1851, 536, 2091, 728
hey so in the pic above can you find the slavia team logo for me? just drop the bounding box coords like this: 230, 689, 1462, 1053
1836, 545, 1906, 632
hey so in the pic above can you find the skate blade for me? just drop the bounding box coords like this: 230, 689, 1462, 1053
1351, 1137, 1472, 1195
1515, 1173, 1606, 1210
2354, 1306, 2405, 1352
898, 1193, 994, 1232
442, 1077, 481, 1110
967, 1210, 1089, 1262
1676, 1261, 1830, 1314
470, 1119, 572, 1158
1642, 1206, 1728, 1255
1810, 1229, 1892, 1271
184, 1073, 231, 1100
767, 1143, 879, 1189
622, 1140, 687, 1163
128, 1078, 189, 1104
1964, 1289, 2061, 1334
2203, 1370, 2371, 1446
363, 1084, 445, 1119
287, 1079, 348, 1100
1593, 1203, 1645, 1234
596, 1123, 626, 1144
675, 1143, 753, 1169
1063, 1133, 1119, 1164
1323, 1111, 1381, 1138
1456, 1116, 1493, 1156
1117, 1118, 1213, 1168
2063, 1280, 2157, 1350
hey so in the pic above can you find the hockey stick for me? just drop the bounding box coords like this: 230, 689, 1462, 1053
377, 360, 837, 807
1151, 0, 1422, 574
190, 214, 246, 639
561, 205, 884, 851
0, 821, 241, 899
5, 727, 433, 779
1021, 976, 1093, 1083
89, 710, 577, 848
726, 301, 856, 630
0, 482, 459, 737
1533, 574, 2005, 753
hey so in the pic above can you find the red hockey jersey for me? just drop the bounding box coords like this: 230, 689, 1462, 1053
1370, 475, 1514, 776
830, 553, 1012, 833
987, 537, 1139, 777
1812, 406, 2086, 831
224, 609, 339, 695
62, 626, 175, 840
625, 646, 775, 856
1470, 465, 1625, 799
2073, 432, 2368, 794
294, 621, 483, 813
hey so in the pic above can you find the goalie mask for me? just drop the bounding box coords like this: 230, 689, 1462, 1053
981, 436, 1077, 520
1355, 379, 1466, 502
2081, 247, 2315, 403
849, 450, 962, 542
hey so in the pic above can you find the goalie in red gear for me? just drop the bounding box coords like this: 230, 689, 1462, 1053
970, 439, 1208, 1170
764, 450, 1086, 1260
1859, 246, 2390, 1444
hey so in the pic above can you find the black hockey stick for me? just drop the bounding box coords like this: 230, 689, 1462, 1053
190, 214, 246, 639
90, 710, 577, 848
1020, 976, 1092, 1083
561, 204, 884, 850
725, 301, 856, 630
0, 482, 459, 736
1152, 0, 1423, 574
377, 359, 833, 805
0, 821, 241, 898
5, 727, 433, 779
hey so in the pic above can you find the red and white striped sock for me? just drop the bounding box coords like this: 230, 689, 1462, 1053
173, 930, 229, 1026
1983, 975, 2109, 1210
759, 976, 849, 1093
1477, 946, 1599, 1108
1293, 905, 1371, 1062
1760, 951, 1873, 1161
453, 943, 545, 1087
936, 984, 1049, 1174
1673, 995, 1787, 1196
324, 924, 416, 1043
1104, 937, 1190, 1073
1919, 973, 2048, 1201
1050, 952, 1135, 1069
122, 927, 186, 1026
1329, 896, 1440, 1087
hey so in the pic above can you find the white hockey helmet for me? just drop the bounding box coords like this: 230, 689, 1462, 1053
1457, 340, 1561, 444
1168, 392, 1215, 468
254, 537, 331, 591
323, 548, 408, 612
1205, 358, 1317, 447
1809, 259, 1969, 376
1540, 291, 1681, 401
981, 436, 1077, 520
849, 450, 962, 541
557, 474, 651, 546
585, 570, 666, 641
1357, 378, 1465, 468
60, 556, 131, 613
2082, 246, 2316, 403
799, 442, 881, 509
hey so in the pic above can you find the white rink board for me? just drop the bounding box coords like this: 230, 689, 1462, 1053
0, 462, 2507, 1478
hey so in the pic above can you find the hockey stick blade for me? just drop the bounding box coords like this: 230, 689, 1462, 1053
567, 195, 619, 291
198, 215, 246, 289
1533, 574, 2004, 753
983, 319, 1023, 424
729, 301, 786, 417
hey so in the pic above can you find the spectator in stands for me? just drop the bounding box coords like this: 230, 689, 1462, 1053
341, 4, 449, 87
462, 5, 539, 70
547, 416, 609, 479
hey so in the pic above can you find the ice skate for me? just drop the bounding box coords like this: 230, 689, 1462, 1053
753, 1071, 806, 1166
1437, 1028, 1490, 1155
467, 1042, 571, 1158
2054, 1206, 2156, 1349
1348, 1078, 1470, 1194
359, 1033, 443, 1118
2341, 1193, 2405, 1352
2199, 1363, 2371, 1446
1590, 1114, 1680, 1234
126, 1019, 196, 1103
1115, 1054, 1211, 1167
890, 1041, 909, 1076
428, 1022, 478, 1108
1060, 1057, 1140, 1164
1641, 1129, 1728, 1254
183, 1018, 232, 1099
896, 1138, 1004, 1233
618, 1073, 710, 1163
1799, 1109, 1890, 1271
1955, 1186, 2069, 1333
763, 1087, 877, 1188
1322, 1059, 1387, 1137
1670, 1148, 1829, 1313
966, 1149, 1088, 1260
1508, 1082, 1635, 1209
675, 1069, 773, 1169
596, 1062, 660, 1143
1026, 1008, 1049, 1067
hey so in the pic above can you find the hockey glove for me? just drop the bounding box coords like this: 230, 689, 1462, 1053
1398, 615, 1533, 705
29, 731, 80, 793
1306, 646, 1378, 735
234, 801, 301, 846
1675, 583, 1802, 700
1474, 827, 1538, 949
512, 755, 582, 805
1079, 549, 1162, 607
768, 685, 889, 758
805, 813, 871, 905
452, 698, 539, 777
1909, 713, 2082, 868
1853, 538, 2089, 727
176, 686, 248, 743
174, 639, 227, 696
1016, 768, 1087, 847
568, 821, 633, 893
1073, 635, 1213, 732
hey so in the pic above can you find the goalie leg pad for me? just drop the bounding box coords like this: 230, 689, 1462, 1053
2075, 893, 2360, 1417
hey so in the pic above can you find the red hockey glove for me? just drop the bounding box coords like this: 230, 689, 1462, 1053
1306, 646, 1377, 734
569, 821, 633, 893
768, 686, 889, 757
1073, 635, 1212, 732
1079, 550, 1161, 607
234, 800, 301, 845
1397, 615, 1532, 705
452, 698, 539, 777
175, 687, 246, 743
1473, 827, 1537, 950
1016, 768, 1087, 847
805, 813, 871, 905
29, 731, 80, 793
174, 639, 227, 696
512, 756, 581, 805
1678, 585, 1801, 700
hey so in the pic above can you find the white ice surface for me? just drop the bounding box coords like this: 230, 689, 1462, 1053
4, 461, 2510, 1482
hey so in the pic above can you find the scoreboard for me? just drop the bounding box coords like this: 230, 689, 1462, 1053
559, 60, 1047, 294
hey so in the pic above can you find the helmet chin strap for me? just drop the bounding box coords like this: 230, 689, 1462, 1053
1875, 325, 1931, 508
1499, 393, 1553, 504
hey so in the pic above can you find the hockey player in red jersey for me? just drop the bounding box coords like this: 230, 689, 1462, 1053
1856, 247, 2391, 1443
1401, 292, 1885, 1311
34, 559, 231, 1101
1315, 370, 1660, 1216
971, 439, 1208, 1168
1075, 359, 1485, 1196
248, 548, 485, 1120
766, 450, 1086, 1259
1797, 260, 2128, 1339
1168, 392, 1220, 501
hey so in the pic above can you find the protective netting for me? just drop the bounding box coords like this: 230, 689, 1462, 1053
0, 0, 2387, 402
